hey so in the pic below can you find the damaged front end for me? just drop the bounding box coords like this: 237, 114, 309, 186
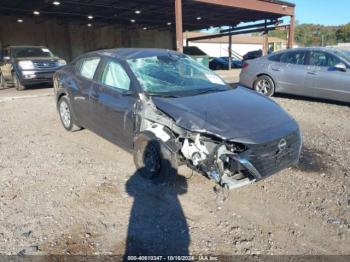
134, 94, 303, 190
180, 133, 260, 189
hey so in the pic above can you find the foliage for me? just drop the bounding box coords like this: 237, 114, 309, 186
268, 23, 350, 47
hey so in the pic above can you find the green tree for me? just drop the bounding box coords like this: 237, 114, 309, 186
336, 23, 350, 43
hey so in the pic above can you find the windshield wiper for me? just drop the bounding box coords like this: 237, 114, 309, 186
194, 88, 228, 96
146, 92, 180, 98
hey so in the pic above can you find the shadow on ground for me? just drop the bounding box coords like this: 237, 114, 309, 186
124, 172, 190, 256
297, 146, 332, 173
124, 140, 190, 256
274, 93, 350, 107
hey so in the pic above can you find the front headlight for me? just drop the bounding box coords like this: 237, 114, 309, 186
18, 61, 34, 70
57, 59, 67, 66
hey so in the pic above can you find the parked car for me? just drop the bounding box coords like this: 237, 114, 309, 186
54, 48, 302, 189
0, 45, 66, 90
209, 57, 242, 70
240, 47, 350, 103
242, 49, 263, 63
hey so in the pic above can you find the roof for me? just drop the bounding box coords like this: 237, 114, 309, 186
184, 32, 287, 44
0, 0, 295, 31
85, 48, 178, 60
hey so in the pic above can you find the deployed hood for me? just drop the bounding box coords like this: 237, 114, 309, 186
152, 87, 299, 144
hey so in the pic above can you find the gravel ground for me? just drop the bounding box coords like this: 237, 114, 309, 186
0, 86, 349, 256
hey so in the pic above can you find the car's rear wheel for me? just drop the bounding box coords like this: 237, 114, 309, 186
0, 73, 6, 90
13, 73, 26, 91
133, 132, 177, 184
254, 75, 275, 97
58, 96, 81, 132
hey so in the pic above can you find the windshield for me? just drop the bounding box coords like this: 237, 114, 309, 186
12, 47, 54, 59
332, 49, 350, 63
127, 53, 229, 96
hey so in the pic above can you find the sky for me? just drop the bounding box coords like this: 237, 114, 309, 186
289, 0, 350, 26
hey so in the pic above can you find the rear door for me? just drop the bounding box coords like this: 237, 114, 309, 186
89, 58, 137, 149
268, 50, 308, 95
71, 56, 101, 128
305, 50, 350, 101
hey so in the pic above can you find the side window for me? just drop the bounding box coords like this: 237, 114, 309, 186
79, 57, 101, 80
280, 51, 306, 65
100, 60, 131, 91
268, 53, 282, 62
310, 51, 341, 67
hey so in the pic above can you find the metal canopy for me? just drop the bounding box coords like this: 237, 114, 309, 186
0, 0, 294, 31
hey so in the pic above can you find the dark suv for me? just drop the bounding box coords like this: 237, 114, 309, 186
0, 45, 67, 90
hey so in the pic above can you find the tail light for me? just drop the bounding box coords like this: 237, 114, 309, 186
242, 62, 249, 70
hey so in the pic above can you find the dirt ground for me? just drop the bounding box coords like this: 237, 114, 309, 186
0, 84, 349, 256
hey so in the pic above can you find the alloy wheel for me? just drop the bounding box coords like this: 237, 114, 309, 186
256, 79, 272, 95
59, 101, 71, 128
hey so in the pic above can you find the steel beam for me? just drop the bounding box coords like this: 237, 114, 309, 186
193, 0, 295, 16
287, 15, 295, 48
186, 25, 290, 42
175, 0, 183, 53
220, 20, 281, 33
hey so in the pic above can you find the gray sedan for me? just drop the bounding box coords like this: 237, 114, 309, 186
239, 47, 350, 103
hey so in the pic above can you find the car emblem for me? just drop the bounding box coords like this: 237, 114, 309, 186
278, 138, 287, 152
43, 63, 49, 67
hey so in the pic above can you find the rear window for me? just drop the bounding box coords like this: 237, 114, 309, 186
280, 51, 307, 65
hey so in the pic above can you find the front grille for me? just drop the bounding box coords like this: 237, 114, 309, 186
248, 131, 301, 177
33, 61, 57, 69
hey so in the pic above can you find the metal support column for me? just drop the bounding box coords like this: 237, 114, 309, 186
288, 15, 295, 49
175, 0, 184, 53
228, 27, 232, 70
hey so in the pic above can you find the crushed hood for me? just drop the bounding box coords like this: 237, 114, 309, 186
152, 87, 299, 143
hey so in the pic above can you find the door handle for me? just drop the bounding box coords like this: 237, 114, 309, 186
271, 67, 281, 72
307, 71, 318, 75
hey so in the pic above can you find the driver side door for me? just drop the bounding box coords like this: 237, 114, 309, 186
89, 59, 137, 150
306, 50, 350, 101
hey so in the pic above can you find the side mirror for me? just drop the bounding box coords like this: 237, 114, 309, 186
334, 63, 347, 72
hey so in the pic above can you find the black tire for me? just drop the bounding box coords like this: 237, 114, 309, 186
133, 132, 178, 184
254, 75, 275, 97
0, 72, 6, 90
58, 96, 81, 132
13, 73, 26, 91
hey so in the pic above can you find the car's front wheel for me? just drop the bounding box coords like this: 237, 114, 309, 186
58, 96, 81, 132
254, 75, 275, 97
133, 132, 177, 184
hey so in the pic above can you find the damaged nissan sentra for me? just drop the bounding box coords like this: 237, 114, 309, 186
54, 48, 302, 189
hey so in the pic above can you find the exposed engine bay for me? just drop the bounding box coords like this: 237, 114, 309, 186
134, 94, 278, 190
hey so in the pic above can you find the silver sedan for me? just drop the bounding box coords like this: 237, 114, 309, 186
239, 47, 350, 103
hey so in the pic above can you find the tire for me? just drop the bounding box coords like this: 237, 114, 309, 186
133, 132, 178, 184
254, 75, 275, 97
58, 96, 81, 132
0, 72, 6, 90
13, 73, 26, 91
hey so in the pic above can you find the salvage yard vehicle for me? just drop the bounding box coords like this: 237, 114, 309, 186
0, 45, 67, 90
54, 48, 302, 189
240, 47, 350, 103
